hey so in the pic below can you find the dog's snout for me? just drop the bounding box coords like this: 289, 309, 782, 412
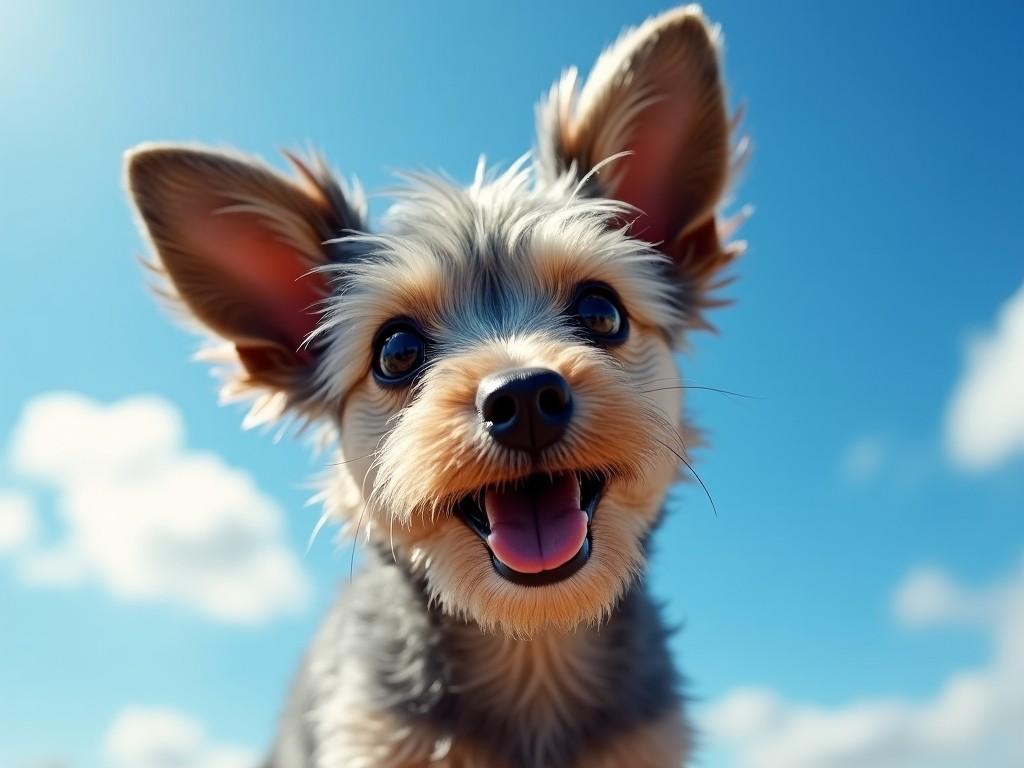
477, 367, 573, 453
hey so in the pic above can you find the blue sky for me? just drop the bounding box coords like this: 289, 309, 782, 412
1, 2, 1023, 767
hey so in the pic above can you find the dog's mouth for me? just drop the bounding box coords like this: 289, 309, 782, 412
455, 471, 605, 586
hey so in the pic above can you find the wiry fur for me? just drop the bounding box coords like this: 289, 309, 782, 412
271, 559, 685, 768
124, 6, 746, 767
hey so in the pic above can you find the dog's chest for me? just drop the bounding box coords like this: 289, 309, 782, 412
307, 703, 687, 768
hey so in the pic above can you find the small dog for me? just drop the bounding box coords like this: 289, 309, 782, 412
125, 5, 745, 766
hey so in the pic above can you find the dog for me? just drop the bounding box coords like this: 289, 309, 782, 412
125, 5, 745, 766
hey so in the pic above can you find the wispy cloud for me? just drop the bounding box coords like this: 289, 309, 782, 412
2, 392, 310, 624
104, 707, 256, 768
704, 551, 1024, 768
837, 432, 934, 491
838, 434, 887, 484
946, 279, 1024, 471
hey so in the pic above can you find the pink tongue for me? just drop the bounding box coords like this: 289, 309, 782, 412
484, 474, 588, 574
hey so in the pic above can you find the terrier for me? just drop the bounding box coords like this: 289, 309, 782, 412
125, 5, 746, 766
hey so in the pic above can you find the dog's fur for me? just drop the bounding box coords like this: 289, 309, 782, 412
125, 6, 745, 766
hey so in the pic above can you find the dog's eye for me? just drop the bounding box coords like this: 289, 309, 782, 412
572, 286, 627, 343
374, 325, 426, 384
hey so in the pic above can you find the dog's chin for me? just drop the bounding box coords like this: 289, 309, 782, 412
409, 474, 654, 637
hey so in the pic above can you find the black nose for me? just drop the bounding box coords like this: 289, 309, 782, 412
477, 367, 573, 453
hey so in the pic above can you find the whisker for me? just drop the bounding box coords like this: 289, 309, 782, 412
635, 376, 758, 399
654, 437, 718, 518
635, 376, 698, 386
347, 432, 390, 582
348, 498, 369, 583
639, 384, 758, 400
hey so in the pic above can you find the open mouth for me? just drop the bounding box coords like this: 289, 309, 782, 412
455, 471, 605, 586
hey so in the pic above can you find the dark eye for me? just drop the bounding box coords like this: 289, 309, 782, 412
374, 325, 426, 384
573, 287, 627, 343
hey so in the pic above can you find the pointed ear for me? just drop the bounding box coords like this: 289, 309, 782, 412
125, 144, 365, 408
537, 5, 745, 293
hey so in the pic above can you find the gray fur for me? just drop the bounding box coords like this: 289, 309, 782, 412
125, 7, 744, 767
267, 549, 681, 768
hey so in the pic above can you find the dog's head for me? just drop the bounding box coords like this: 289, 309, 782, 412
126, 6, 744, 635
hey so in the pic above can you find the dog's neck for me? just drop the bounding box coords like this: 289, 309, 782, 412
441, 618, 605, 737
362, 549, 681, 766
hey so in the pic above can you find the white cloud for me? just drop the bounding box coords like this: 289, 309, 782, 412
0, 491, 36, 551
104, 707, 256, 768
3, 392, 310, 624
892, 566, 1002, 628
946, 279, 1024, 471
704, 553, 1024, 768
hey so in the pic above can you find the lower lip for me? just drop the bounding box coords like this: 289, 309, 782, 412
491, 536, 592, 586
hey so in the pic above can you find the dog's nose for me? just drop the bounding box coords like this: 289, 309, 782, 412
477, 367, 573, 453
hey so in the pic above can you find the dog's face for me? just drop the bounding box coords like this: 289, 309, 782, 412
326, 179, 690, 634
126, 6, 743, 635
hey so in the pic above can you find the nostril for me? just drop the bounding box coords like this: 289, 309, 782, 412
477, 367, 573, 452
486, 394, 517, 426
538, 386, 568, 418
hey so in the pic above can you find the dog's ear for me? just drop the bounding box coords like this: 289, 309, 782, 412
125, 144, 365, 414
537, 6, 744, 296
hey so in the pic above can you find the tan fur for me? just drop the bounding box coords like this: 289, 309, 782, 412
332, 327, 681, 636
125, 5, 745, 766
537, 4, 747, 330
306, 708, 688, 768
540, 5, 730, 229
309, 165, 687, 412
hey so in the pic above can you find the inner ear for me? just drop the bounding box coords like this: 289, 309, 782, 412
126, 144, 366, 392
537, 6, 742, 258
170, 186, 329, 353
